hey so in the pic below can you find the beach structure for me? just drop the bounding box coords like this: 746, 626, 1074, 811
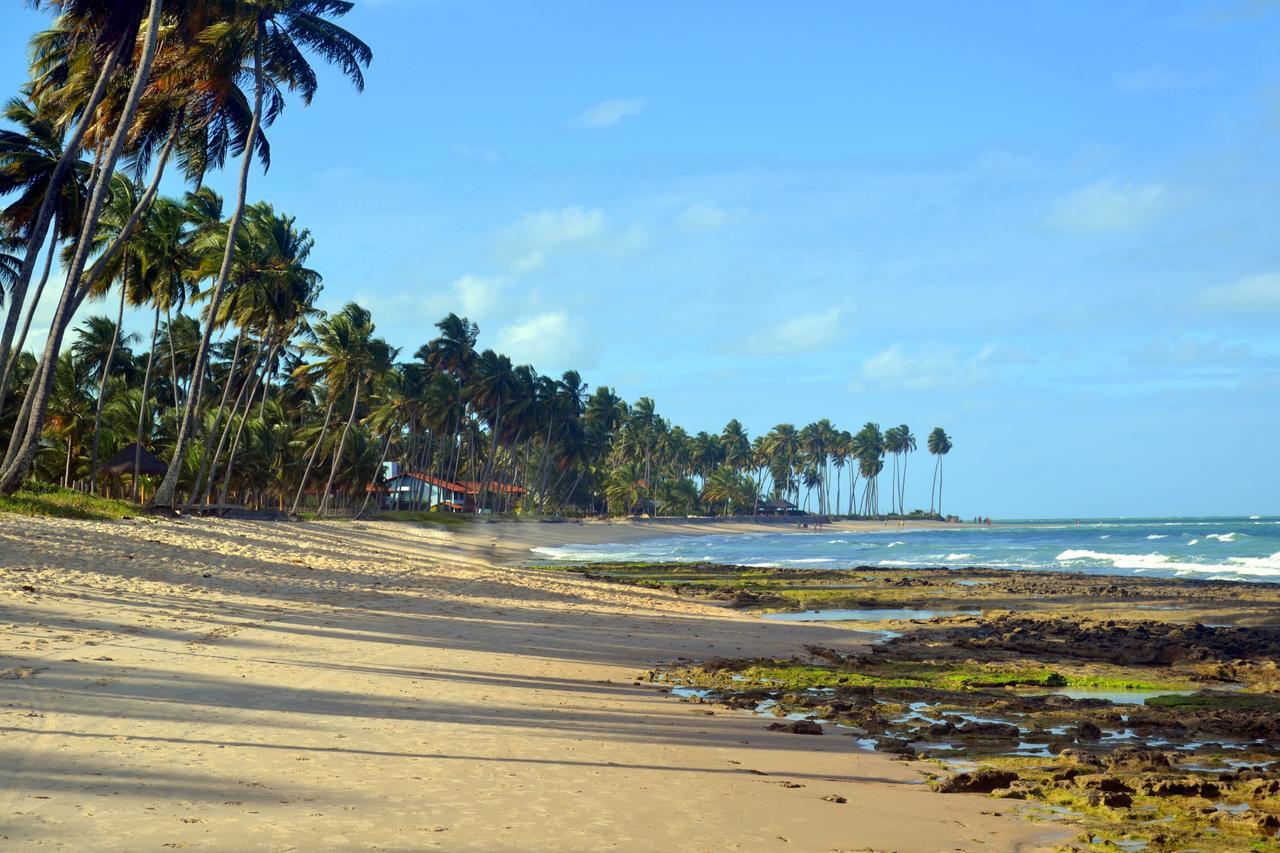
758, 498, 800, 516
381, 471, 524, 512
97, 443, 167, 500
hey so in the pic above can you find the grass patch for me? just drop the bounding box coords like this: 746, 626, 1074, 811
1145, 692, 1280, 712
674, 659, 1190, 695
380, 509, 474, 528
0, 484, 137, 521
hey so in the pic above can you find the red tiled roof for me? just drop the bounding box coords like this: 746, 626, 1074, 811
392, 472, 525, 496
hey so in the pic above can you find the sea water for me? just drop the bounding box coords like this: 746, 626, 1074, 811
531, 517, 1280, 583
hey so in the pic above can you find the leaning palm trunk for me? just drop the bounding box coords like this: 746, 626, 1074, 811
355, 428, 393, 519
153, 23, 264, 509
0, 216, 58, 412
215, 342, 277, 510
318, 376, 362, 517
187, 332, 249, 509
0, 2, 174, 496
0, 44, 122, 417
200, 336, 265, 507
290, 393, 337, 516
132, 304, 161, 502
89, 285, 127, 492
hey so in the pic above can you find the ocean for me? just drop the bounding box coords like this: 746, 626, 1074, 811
531, 517, 1280, 582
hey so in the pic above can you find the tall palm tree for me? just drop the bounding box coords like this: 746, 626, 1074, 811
151, 0, 371, 508
896, 424, 915, 514
0, 90, 89, 412
927, 427, 953, 517
289, 302, 375, 515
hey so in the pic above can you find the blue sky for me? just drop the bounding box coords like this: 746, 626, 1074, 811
3, 1, 1279, 517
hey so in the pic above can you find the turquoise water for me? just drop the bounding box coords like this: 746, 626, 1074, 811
531, 516, 1280, 582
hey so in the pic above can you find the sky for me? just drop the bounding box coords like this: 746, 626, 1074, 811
2, 0, 1279, 518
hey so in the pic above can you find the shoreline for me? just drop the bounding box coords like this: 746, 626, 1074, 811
0, 511, 1064, 851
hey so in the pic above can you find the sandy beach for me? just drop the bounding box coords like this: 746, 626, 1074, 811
0, 514, 1057, 851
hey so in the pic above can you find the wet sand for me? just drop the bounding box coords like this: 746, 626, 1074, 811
0, 514, 1056, 851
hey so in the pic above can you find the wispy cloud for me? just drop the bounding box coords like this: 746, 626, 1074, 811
854, 343, 1020, 391
495, 311, 600, 369
676, 201, 746, 234
1046, 180, 1174, 232
1197, 272, 1280, 313
748, 307, 845, 355
569, 97, 646, 130
451, 143, 500, 164
495, 206, 606, 272
1114, 64, 1214, 93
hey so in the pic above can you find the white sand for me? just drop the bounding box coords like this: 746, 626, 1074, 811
0, 514, 1060, 851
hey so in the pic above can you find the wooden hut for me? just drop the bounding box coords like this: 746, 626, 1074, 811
99, 443, 167, 500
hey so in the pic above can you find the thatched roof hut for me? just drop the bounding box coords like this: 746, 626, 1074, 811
100, 443, 167, 477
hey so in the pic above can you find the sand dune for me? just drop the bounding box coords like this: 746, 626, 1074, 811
0, 515, 1056, 851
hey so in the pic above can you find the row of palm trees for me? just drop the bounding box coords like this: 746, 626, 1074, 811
0, 0, 371, 507
0, 2, 958, 518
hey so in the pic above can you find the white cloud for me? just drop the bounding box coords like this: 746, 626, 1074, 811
569, 97, 646, 130
494, 311, 599, 369
451, 274, 506, 318
748, 307, 845, 355
495, 206, 605, 272
451, 143, 500, 164
1197, 272, 1280, 313
856, 344, 1013, 391
1046, 180, 1173, 232
1114, 64, 1213, 93
676, 202, 744, 234
1129, 334, 1253, 367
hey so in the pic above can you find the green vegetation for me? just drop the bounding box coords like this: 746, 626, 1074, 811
0, 483, 136, 520
0, 8, 956, 518
381, 510, 474, 528
1146, 692, 1280, 712
669, 658, 1193, 696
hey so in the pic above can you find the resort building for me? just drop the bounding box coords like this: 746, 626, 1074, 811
381, 471, 524, 513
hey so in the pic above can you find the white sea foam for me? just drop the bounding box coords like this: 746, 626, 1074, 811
1055, 549, 1280, 578
1251, 515, 1262, 520
1100, 534, 1111, 539
886, 541, 906, 547
945, 553, 976, 561
1206, 532, 1239, 542
1187, 539, 1199, 545
1146, 534, 1168, 540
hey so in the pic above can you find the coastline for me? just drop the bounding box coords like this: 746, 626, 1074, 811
0, 512, 1058, 851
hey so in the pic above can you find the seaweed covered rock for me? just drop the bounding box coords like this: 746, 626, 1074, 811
931, 768, 1019, 794
1106, 746, 1171, 773
766, 720, 823, 735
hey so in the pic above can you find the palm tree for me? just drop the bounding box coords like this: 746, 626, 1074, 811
927, 427, 953, 517
0, 90, 89, 412
151, 0, 371, 508
289, 303, 375, 515
895, 424, 915, 514
1, 0, 174, 495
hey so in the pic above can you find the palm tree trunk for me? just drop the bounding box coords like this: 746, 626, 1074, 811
318, 376, 362, 516
0, 0, 172, 497
0, 215, 58, 412
356, 428, 393, 519
152, 19, 264, 509
186, 331, 245, 509
930, 457, 939, 515
132, 304, 161, 502
64, 435, 73, 488
215, 341, 277, 511
89, 284, 127, 492
200, 334, 265, 506
937, 458, 944, 518
290, 393, 337, 516
0, 43, 122, 416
